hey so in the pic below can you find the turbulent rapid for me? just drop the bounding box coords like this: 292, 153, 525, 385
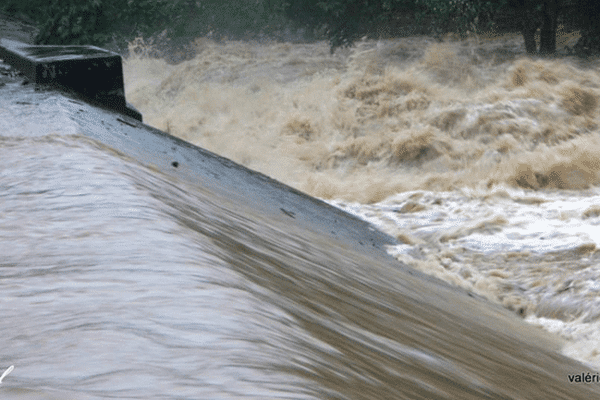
123, 29, 600, 371
2, 15, 600, 398
123, 29, 593, 202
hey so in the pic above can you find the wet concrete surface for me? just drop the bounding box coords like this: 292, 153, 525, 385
0, 56, 396, 259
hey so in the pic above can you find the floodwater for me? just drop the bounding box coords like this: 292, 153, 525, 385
2, 23, 600, 399
0, 132, 597, 400
122, 28, 600, 371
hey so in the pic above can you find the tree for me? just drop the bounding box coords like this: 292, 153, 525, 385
506, 0, 560, 55
25, 0, 292, 47
281, 0, 421, 52
415, 0, 504, 38
281, 0, 582, 56
34, 0, 108, 45
539, 0, 559, 54
571, 0, 600, 56
418, 0, 562, 55
5, 0, 599, 57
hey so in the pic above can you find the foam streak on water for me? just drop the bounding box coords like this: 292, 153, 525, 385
122, 31, 600, 370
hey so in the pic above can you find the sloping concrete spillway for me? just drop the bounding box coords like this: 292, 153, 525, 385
0, 39, 598, 399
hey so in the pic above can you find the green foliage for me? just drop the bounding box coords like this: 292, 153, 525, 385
34, 0, 106, 45
5, 0, 599, 57
281, 0, 578, 52
33, 0, 185, 46
282, 0, 420, 51
1, 0, 292, 47
415, 0, 508, 38
172, 0, 289, 39
0, 0, 48, 21
571, 0, 600, 55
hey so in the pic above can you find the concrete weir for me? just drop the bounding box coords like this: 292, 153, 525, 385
0, 38, 141, 121
0, 38, 397, 260
1, 39, 599, 398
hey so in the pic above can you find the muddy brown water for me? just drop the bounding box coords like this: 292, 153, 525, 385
123, 26, 600, 371
2, 18, 600, 399
0, 116, 597, 399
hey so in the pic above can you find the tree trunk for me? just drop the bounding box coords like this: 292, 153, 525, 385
539, 0, 559, 55
522, 22, 538, 54
518, 0, 540, 54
